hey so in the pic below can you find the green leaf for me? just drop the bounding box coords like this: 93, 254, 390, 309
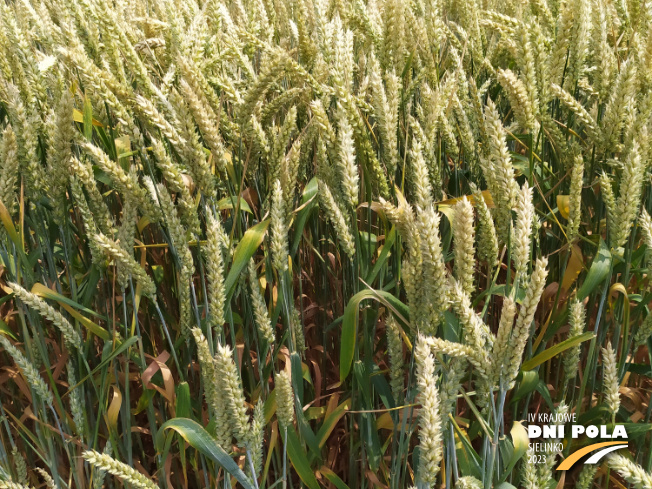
364, 226, 396, 285
284, 428, 320, 489
500, 421, 529, 480
224, 219, 270, 302
340, 289, 409, 380
291, 177, 319, 255
157, 418, 254, 489
577, 239, 611, 300
521, 332, 594, 371
175, 382, 191, 419
511, 371, 539, 403
321, 467, 350, 489
216, 196, 253, 214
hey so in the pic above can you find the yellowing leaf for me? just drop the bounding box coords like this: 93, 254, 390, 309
557, 195, 570, 219
107, 386, 122, 432
72, 108, 104, 127
561, 244, 583, 293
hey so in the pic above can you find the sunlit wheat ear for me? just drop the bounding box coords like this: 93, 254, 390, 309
439, 356, 466, 432
92, 233, 156, 298
69, 157, 115, 236
512, 181, 534, 280
452, 197, 475, 296
275, 370, 295, 430
567, 155, 584, 240
336, 107, 358, 209
34, 468, 55, 489
537, 402, 569, 480
563, 299, 585, 386
47, 89, 74, 222
505, 257, 548, 386
0, 335, 52, 406
8, 282, 81, 349
601, 342, 620, 418
191, 328, 231, 449
496, 68, 535, 133
482, 98, 517, 244
82, 450, 160, 489
416, 205, 448, 334
0, 125, 20, 215
83, 142, 159, 221
491, 296, 517, 382
454, 476, 482, 489
607, 454, 652, 489
116, 190, 138, 290
270, 179, 289, 272
149, 137, 198, 232
520, 446, 540, 489
470, 184, 499, 268
414, 337, 442, 488
91, 441, 112, 489
409, 137, 433, 210
146, 178, 194, 332
214, 344, 250, 446
612, 143, 645, 248
205, 210, 226, 329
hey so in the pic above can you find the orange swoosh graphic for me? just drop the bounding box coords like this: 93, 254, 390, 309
557, 441, 627, 471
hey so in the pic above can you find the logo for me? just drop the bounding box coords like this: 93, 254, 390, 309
525, 412, 628, 471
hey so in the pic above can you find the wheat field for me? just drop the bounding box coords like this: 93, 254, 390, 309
0, 0, 651, 488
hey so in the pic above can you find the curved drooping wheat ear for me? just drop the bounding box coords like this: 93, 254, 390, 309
318, 180, 356, 259
82, 450, 160, 489
91, 233, 156, 298
606, 454, 652, 489
34, 468, 55, 489
9, 282, 81, 349
497, 68, 536, 133
0, 335, 53, 406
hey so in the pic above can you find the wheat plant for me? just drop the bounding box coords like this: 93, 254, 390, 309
0, 0, 651, 488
